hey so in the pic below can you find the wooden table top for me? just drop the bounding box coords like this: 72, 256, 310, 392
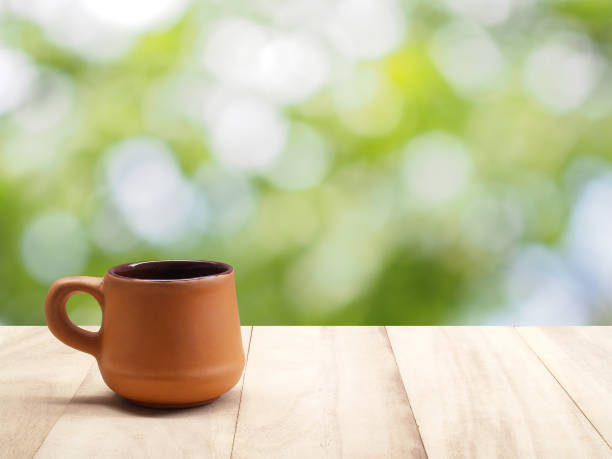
1, 326, 610, 458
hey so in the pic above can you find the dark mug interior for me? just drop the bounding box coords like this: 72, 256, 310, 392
108, 260, 233, 281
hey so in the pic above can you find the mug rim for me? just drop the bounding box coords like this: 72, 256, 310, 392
107, 260, 234, 282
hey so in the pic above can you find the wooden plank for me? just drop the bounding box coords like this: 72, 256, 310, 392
517, 326, 612, 448
387, 326, 611, 458
35, 326, 252, 459
231, 326, 426, 458
0, 327, 94, 459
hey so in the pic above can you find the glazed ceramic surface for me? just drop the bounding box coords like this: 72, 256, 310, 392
44, 260, 245, 408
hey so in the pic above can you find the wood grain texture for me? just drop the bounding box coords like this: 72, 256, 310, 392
517, 326, 612, 448
231, 326, 426, 459
2, 326, 611, 458
0, 327, 94, 459
34, 326, 252, 459
387, 326, 611, 459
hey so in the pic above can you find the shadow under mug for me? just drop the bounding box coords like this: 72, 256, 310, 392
44, 260, 245, 408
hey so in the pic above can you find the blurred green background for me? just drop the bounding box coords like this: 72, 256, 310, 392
1, 0, 611, 325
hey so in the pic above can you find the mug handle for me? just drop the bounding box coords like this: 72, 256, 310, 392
44, 276, 104, 357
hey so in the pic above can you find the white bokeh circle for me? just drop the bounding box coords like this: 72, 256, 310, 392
264, 123, 330, 190
324, 0, 406, 60
104, 137, 208, 245
202, 17, 330, 104
402, 131, 473, 206
81, 0, 192, 32
0, 46, 36, 115
21, 211, 90, 284
332, 67, 404, 136
208, 96, 289, 173
523, 32, 603, 113
566, 173, 612, 301
430, 20, 505, 96
194, 164, 257, 234
497, 245, 590, 325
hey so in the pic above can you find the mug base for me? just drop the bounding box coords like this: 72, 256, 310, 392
125, 396, 220, 409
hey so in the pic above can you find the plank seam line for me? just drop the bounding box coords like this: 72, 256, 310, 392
32, 358, 96, 456
514, 327, 612, 451
230, 326, 254, 459
384, 326, 430, 459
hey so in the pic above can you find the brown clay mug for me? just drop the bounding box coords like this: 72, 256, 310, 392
44, 260, 245, 408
